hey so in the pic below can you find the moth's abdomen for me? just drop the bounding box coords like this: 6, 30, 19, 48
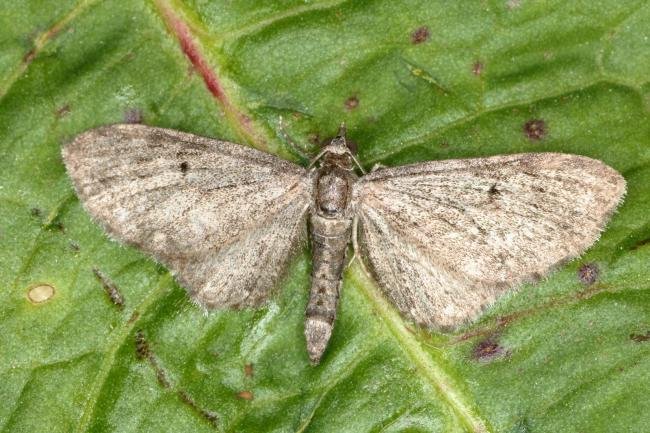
305, 214, 352, 364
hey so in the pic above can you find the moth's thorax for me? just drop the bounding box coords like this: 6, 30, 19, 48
314, 152, 358, 219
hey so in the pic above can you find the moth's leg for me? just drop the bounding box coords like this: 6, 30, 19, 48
277, 115, 311, 161
347, 214, 360, 268
370, 163, 386, 173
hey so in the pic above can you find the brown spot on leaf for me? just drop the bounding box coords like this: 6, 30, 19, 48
473, 336, 507, 361
578, 263, 599, 285
22, 48, 36, 64
244, 363, 254, 377
135, 329, 150, 359
523, 119, 546, 141
344, 95, 359, 110
236, 390, 254, 401
69, 241, 80, 252
630, 237, 650, 250
411, 26, 430, 44
472, 61, 483, 76
308, 133, 321, 146
93, 267, 125, 309
178, 390, 219, 427
27, 283, 55, 304
630, 331, 650, 342
30, 207, 42, 218
55, 104, 71, 118
127, 311, 140, 324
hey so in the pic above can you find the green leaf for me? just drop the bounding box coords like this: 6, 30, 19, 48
1, 1, 648, 432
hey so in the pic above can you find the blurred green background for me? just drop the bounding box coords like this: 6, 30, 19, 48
0, 1, 648, 432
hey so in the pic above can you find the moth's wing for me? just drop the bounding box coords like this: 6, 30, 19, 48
63, 124, 313, 308
352, 153, 625, 329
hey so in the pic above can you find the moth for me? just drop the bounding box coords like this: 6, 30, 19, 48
62, 124, 625, 364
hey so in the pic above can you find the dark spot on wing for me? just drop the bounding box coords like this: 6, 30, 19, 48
124, 108, 142, 124
488, 183, 500, 196
179, 161, 189, 174
344, 95, 359, 110
578, 263, 599, 285
630, 331, 650, 342
523, 119, 546, 140
410, 26, 430, 44
472, 336, 507, 362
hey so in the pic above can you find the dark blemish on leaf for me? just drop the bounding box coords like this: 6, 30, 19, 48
92, 267, 125, 309
344, 96, 359, 111
308, 133, 321, 146
472, 61, 483, 76
236, 390, 254, 401
27, 283, 56, 304
472, 336, 507, 362
577, 263, 599, 285
440, 141, 450, 149
135, 330, 218, 424
244, 363, 254, 377
135, 330, 170, 387
124, 108, 142, 124
178, 390, 219, 427
69, 241, 80, 252
55, 104, 71, 118
135, 330, 150, 359
410, 26, 430, 44
22, 48, 36, 64
127, 311, 140, 324
46, 220, 65, 232
630, 331, 650, 342
630, 237, 650, 251
30, 207, 43, 218
179, 161, 189, 174
523, 119, 546, 141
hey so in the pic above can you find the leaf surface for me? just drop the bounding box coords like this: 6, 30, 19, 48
1, 1, 649, 432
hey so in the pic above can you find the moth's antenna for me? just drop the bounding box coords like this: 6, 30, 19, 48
337, 123, 366, 174
337, 122, 347, 138
308, 148, 328, 168
351, 153, 366, 174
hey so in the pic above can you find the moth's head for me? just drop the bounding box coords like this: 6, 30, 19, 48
318, 123, 357, 170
